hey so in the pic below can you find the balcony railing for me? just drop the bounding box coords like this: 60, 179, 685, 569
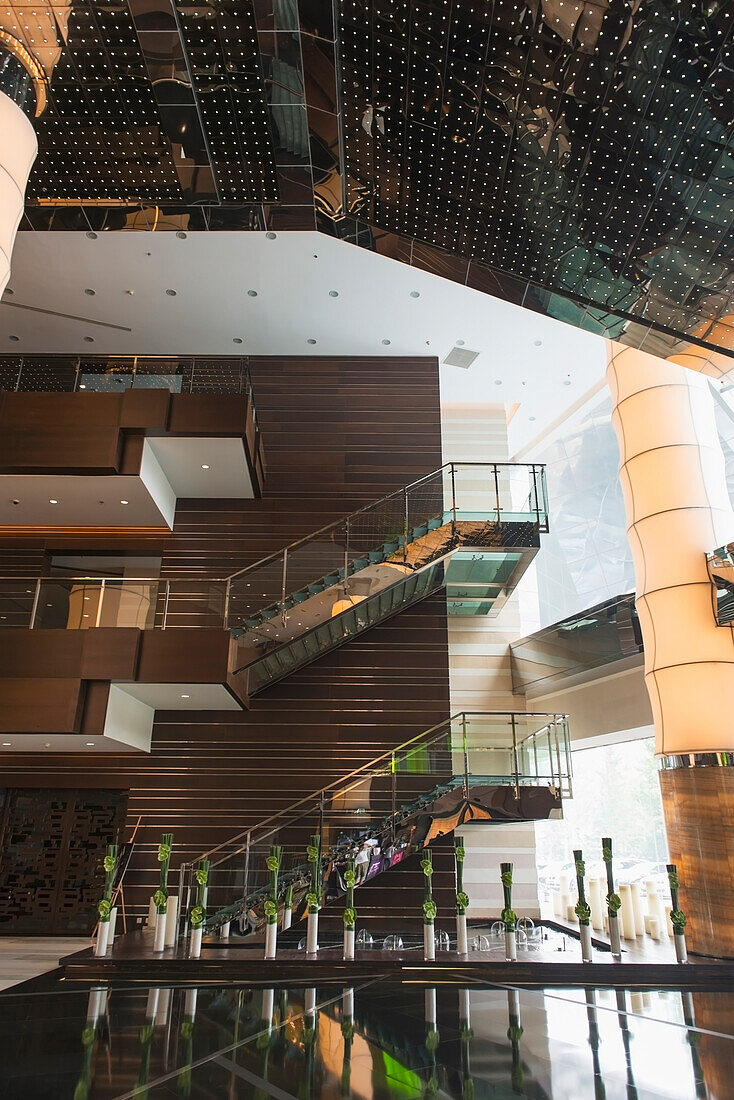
0, 354, 255, 404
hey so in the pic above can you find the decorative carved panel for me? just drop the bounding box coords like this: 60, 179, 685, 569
0, 788, 128, 934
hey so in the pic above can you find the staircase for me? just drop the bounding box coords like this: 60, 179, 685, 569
178, 710, 571, 937
227, 462, 548, 697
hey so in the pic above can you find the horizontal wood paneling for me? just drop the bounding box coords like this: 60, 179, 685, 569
0, 355, 449, 929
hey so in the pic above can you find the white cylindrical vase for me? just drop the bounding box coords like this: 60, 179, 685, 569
264, 921, 277, 960
153, 911, 167, 952
262, 987, 274, 1032
459, 988, 470, 1027
155, 987, 170, 1027
305, 987, 316, 1014
220, 922, 230, 940
619, 885, 636, 939
306, 911, 319, 954
609, 914, 622, 959
282, 906, 292, 931
505, 930, 517, 961
630, 883, 644, 936
145, 988, 160, 1019
94, 920, 110, 957
147, 897, 158, 928
580, 923, 593, 963
423, 924, 436, 961
456, 913, 468, 956
425, 987, 437, 1025
589, 879, 604, 931
86, 986, 107, 1022
107, 907, 118, 949
674, 933, 688, 963
189, 927, 203, 959
184, 988, 198, 1018
343, 928, 355, 960
164, 896, 178, 948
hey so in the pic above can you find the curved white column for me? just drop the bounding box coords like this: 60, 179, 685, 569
0, 92, 37, 295
607, 343, 734, 755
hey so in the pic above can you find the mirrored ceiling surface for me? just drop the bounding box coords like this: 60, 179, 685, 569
9, 0, 734, 361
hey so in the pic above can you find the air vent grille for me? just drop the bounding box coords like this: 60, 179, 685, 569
443, 347, 479, 369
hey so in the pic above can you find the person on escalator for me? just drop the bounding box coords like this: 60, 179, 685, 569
355, 840, 372, 884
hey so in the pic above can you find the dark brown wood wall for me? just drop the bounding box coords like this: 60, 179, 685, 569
0, 356, 451, 930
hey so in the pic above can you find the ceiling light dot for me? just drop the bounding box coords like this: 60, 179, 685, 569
247, 290, 258, 297
4, 287, 13, 295
86, 742, 95, 747
533, 340, 543, 346
233, 338, 243, 344
176, 231, 187, 239
494, 380, 503, 386
2, 742, 11, 747
181, 693, 190, 699
84, 288, 95, 296
120, 499, 129, 505
166, 289, 177, 296
265, 232, 276, 239
455, 340, 465, 346
410, 290, 420, 298
329, 290, 339, 297
49, 499, 58, 504
83, 336, 94, 343
529, 416, 537, 422
307, 338, 317, 345
86, 231, 97, 240
9, 335, 19, 342
381, 339, 391, 345
201, 464, 210, 470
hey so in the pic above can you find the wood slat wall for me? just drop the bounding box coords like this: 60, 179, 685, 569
0, 356, 451, 930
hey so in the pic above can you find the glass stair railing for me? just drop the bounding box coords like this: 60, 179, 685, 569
228, 462, 548, 697
177, 711, 570, 938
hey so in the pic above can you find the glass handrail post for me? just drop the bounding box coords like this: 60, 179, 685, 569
451, 464, 457, 535
554, 725, 563, 793
16, 357, 23, 391
493, 465, 501, 524
403, 488, 409, 563
547, 729, 554, 788
224, 577, 231, 629
390, 753, 396, 843
532, 464, 541, 525
532, 729, 539, 781
344, 519, 350, 592
241, 831, 252, 916
281, 549, 288, 627
73, 358, 81, 393
511, 713, 519, 797
162, 580, 170, 629
562, 717, 573, 797
462, 714, 469, 796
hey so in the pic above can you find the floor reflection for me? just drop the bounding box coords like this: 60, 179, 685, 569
0, 978, 732, 1098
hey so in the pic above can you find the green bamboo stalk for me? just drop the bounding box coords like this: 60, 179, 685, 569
455, 836, 469, 915
189, 858, 209, 930
667, 863, 687, 936
343, 859, 356, 931
154, 832, 173, 915
97, 843, 118, 924
602, 838, 622, 923
573, 850, 591, 926
265, 845, 282, 924
306, 834, 321, 913
421, 848, 436, 924
500, 861, 516, 931
284, 881, 293, 910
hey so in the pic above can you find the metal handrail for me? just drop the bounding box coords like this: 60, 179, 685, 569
226, 461, 547, 583
184, 710, 570, 869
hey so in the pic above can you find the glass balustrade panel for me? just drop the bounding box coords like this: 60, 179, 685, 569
0, 580, 36, 627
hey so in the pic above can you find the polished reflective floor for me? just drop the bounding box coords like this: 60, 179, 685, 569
0, 977, 732, 1098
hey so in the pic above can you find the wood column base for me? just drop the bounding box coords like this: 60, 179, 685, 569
659, 765, 734, 958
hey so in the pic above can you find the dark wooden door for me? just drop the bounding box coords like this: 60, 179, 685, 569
0, 788, 128, 934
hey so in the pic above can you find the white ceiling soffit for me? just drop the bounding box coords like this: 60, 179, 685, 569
118, 682, 242, 710
0, 230, 608, 450
0, 473, 170, 527
147, 437, 253, 499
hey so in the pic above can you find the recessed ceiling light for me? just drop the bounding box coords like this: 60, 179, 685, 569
410, 290, 420, 298
4, 287, 13, 295
166, 289, 177, 297
307, 338, 317, 345
79, 384, 86, 389
201, 464, 210, 470
120, 499, 129, 505
125, 289, 134, 296
86, 742, 95, 747
529, 416, 536, 422
2, 742, 11, 747
247, 289, 258, 297
329, 290, 339, 297
176, 231, 187, 239
44, 742, 51, 748
455, 340, 465, 346
9, 335, 19, 342
181, 693, 190, 699
494, 380, 503, 386
84, 288, 95, 296
265, 231, 276, 239
83, 336, 94, 343
233, 337, 243, 344
563, 380, 572, 386
381, 339, 391, 345
49, 499, 58, 504
533, 339, 543, 346
86, 231, 97, 240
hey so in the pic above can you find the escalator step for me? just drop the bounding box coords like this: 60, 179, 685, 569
428, 517, 441, 531
368, 550, 384, 563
